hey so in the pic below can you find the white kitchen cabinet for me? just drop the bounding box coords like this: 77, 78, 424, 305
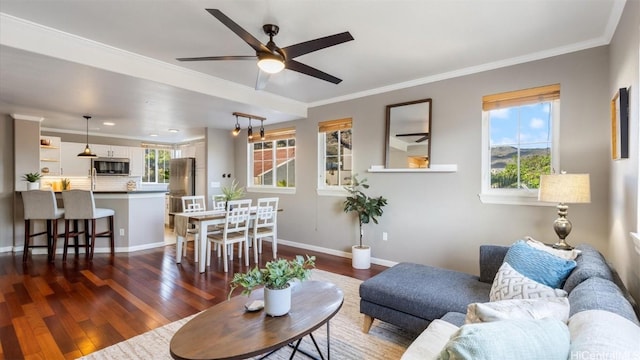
40, 136, 61, 176
129, 147, 145, 177
60, 142, 91, 176
91, 144, 129, 158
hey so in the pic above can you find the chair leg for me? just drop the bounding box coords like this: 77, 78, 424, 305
193, 235, 198, 262
50, 219, 58, 262
89, 219, 97, 260
244, 240, 249, 267
253, 236, 259, 264
222, 242, 229, 272
83, 220, 90, 258
108, 215, 115, 256
23, 219, 30, 262
63, 220, 70, 262
272, 233, 277, 259
206, 241, 212, 267
176, 235, 183, 264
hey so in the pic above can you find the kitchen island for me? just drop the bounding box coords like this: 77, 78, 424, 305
14, 190, 167, 256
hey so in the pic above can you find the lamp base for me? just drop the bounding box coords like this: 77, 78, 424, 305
552, 240, 574, 251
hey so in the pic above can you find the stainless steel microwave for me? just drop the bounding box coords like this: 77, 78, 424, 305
92, 158, 130, 176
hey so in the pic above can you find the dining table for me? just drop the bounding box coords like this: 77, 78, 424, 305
174, 207, 281, 273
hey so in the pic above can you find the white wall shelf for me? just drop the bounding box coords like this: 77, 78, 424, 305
367, 164, 458, 173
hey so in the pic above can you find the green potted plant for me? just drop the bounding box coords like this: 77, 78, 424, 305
228, 255, 316, 316
220, 179, 245, 209
61, 178, 71, 190
343, 174, 388, 269
22, 172, 42, 190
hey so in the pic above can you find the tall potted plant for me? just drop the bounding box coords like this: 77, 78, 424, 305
228, 255, 316, 316
343, 174, 388, 269
220, 179, 245, 209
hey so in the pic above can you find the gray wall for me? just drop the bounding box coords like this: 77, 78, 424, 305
607, 0, 640, 303
237, 46, 613, 276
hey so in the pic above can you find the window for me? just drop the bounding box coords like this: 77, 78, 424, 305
318, 118, 352, 193
248, 127, 295, 191
143, 148, 171, 183
480, 84, 560, 205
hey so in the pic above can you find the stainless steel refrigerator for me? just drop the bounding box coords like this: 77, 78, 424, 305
168, 157, 195, 227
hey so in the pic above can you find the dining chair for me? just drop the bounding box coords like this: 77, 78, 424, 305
212, 194, 226, 211
21, 189, 65, 262
249, 197, 279, 263
177, 195, 206, 262
206, 199, 252, 272
61, 190, 115, 261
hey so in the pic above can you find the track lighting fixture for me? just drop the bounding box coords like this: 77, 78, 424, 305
231, 112, 266, 141
232, 114, 241, 136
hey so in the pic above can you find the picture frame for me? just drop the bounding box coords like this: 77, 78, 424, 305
611, 87, 629, 160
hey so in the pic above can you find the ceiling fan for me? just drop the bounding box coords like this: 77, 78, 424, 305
177, 9, 354, 90
395, 132, 429, 143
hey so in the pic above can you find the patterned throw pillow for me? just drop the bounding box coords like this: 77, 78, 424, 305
490, 262, 568, 301
465, 297, 570, 324
504, 240, 576, 288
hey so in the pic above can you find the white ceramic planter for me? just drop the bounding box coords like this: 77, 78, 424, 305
26, 182, 40, 190
352, 245, 371, 269
264, 285, 291, 316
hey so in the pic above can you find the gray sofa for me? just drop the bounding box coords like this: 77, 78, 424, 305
359, 244, 639, 333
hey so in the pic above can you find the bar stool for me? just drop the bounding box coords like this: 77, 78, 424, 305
61, 190, 115, 260
21, 190, 64, 262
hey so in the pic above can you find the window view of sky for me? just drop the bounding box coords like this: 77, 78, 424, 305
490, 103, 551, 149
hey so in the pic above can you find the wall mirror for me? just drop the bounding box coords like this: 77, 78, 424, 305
385, 98, 432, 169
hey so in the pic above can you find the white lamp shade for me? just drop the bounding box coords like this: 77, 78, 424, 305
539, 173, 591, 203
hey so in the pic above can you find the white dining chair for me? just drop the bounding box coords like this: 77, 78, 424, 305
249, 197, 279, 263
213, 195, 226, 211
206, 199, 252, 272
176, 195, 206, 262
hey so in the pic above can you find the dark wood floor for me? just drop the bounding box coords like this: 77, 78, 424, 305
0, 237, 387, 359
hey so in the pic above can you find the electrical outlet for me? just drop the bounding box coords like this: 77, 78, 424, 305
382, 232, 388, 241
119, 228, 125, 236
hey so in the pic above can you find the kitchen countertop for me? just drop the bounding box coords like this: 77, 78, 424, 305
17, 190, 168, 194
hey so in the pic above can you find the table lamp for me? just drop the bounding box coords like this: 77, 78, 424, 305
538, 172, 591, 250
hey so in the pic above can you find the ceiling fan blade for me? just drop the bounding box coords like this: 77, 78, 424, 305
396, 132, 429, 137
255, 69, 271, 90
177, 55, 256, 61
416, 136, 429, 143
285, 59, 342, 84
206, 9, 269, 53
281, 32, 354, 58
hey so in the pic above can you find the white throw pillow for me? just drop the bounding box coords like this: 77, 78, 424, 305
401, 319, 459, 360
490, 262, 568, 301
465, 297, 570, 324
568, 309, 640, 359
525, 236, 581, 260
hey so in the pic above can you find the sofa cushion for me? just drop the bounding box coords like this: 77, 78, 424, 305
563, 244, 613, 293
465, 297, 570, 324
568, 309, 640, 359
400, 319, 459, 360
504, 240, 576, 288
490, 262, 568, 301
568, 277, 639, 325
439, 318, 570, 360
441, 312, 466, 327
359, 263, 490, 322
478, 245, 509, 283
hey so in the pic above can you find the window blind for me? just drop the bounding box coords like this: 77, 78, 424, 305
248, 127, 295, 143
482, 84, 560, 111
318, 118, 352, 133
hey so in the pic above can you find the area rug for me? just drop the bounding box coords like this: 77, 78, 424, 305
78, 269, 415, 359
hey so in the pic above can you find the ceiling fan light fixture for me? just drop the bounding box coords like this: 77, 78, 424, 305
77, 115, 97, 158
257, 55, 285, 74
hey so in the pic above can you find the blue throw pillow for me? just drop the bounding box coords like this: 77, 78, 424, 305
439, 318, 570, 360
504, 240, 576, 288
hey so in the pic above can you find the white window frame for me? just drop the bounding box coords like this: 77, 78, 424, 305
479, 100, 560, 206
317, 126, 352, 197
142, 148, 172, 184
246, 134, 296, 195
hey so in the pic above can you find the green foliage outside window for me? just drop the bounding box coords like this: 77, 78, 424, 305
491, 153, 551, 189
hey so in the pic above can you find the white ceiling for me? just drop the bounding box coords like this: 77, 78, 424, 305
0, 0, 626, 142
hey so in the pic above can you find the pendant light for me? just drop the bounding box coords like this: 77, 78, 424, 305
77, 115, 97, 157
231, 112, 266, 140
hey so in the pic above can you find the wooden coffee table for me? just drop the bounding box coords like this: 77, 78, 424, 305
170, 281, 344, 360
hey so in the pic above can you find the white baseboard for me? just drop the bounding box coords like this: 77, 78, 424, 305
276, 239, 398, 268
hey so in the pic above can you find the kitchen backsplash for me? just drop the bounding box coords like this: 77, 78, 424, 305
41, 176, 168, 192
